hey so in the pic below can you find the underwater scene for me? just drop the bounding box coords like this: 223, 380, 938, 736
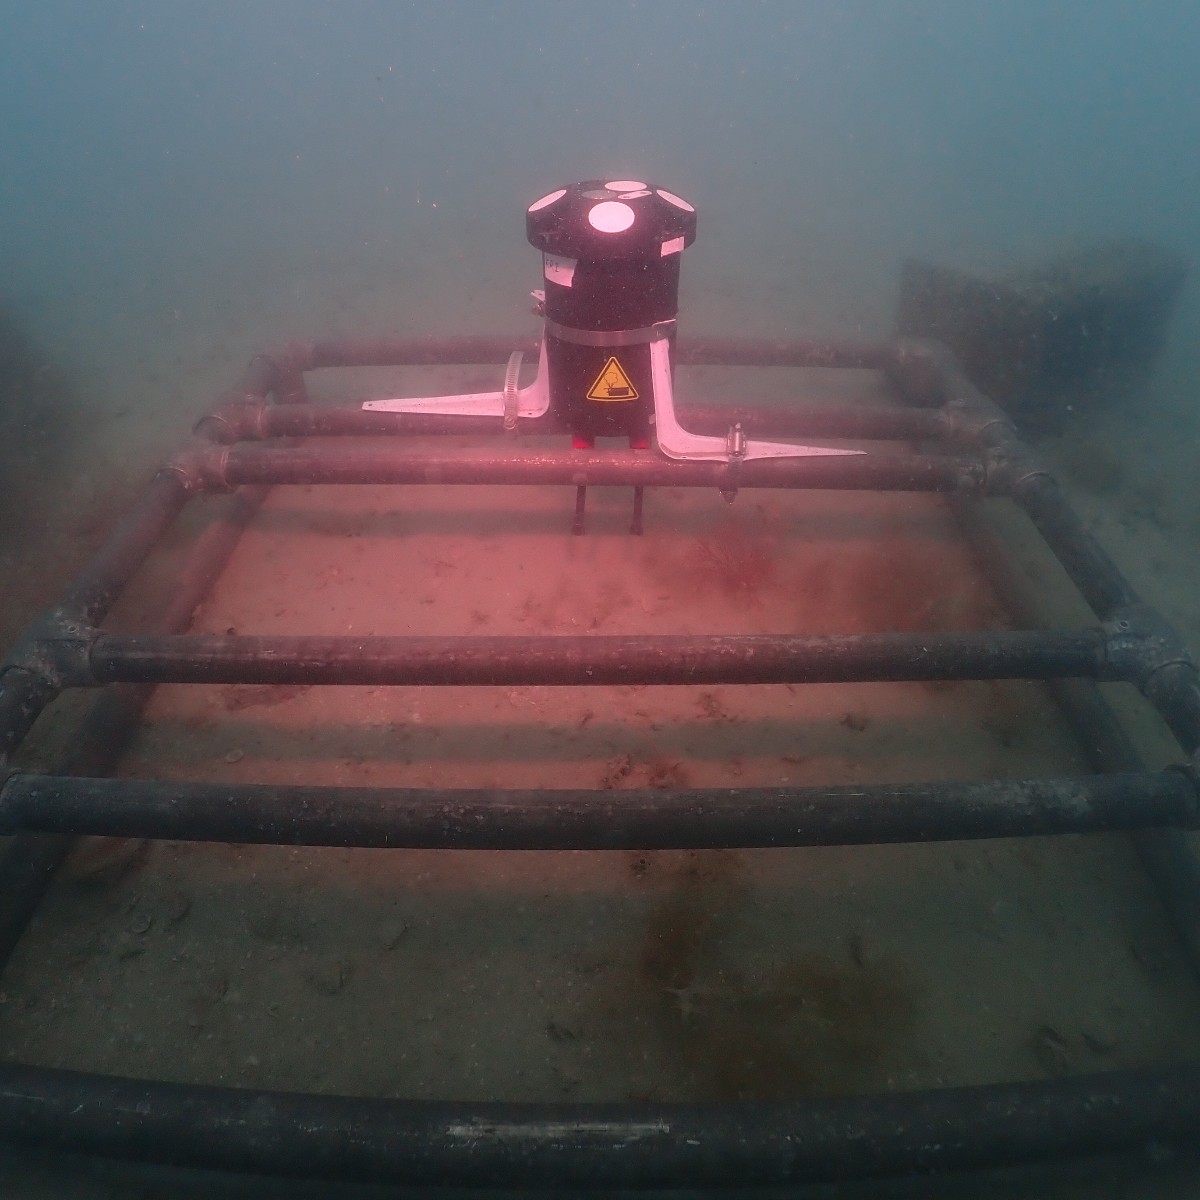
1, 2, 1199, 1196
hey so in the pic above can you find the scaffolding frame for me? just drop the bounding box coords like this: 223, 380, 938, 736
1, 333, 1199, 1190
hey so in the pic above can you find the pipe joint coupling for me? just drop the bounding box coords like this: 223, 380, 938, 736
1104, 604, 1196, 689
982, 444, 1053, 498
0, 609, 100, 690
164, 445, 232, 494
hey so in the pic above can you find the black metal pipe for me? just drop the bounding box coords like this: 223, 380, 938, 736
948, 492, 1200, 975
195, 351, 288, 439
674, 335, 891, 369
239, 401, 945, 445
300, 334, 890, 372
661, 402, 947, 441
918, 341, 1140, 624
239, 349, 287, 398
0, 1059, 1198, 1188
1009, 472, 1200, 757
0, 771, 1193, 849
89, 630, 1107, 688
54, 470, 190, 626
0, 831, 73, 979
1061, 669, 1200, 964
309, 335, 536, 369
0, 669, 60, 762
216, 444, 980, 492
274, 368, 309, 406
1013, 474, 1139, 620
1143, 662, 1200, 760
0, 488, 270, 973
259, 405, 565, 440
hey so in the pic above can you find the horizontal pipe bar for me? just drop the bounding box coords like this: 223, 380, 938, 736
243, 402, 946, 445
1, 1059, 1199, 1187
300, 335, 891, 372
88, 630, 1108, 688
215, 445, 980, 492
634, 401, 946, 440
309, 335, 537, 369
674, 335, 892, 369
258, 405, 564, 440
1, 771, 1193, 849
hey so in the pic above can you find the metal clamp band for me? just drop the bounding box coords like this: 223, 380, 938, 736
502, 351, 523, 432
544, 318, 676, 348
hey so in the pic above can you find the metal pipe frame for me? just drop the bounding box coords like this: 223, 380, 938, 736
0, 770, 1195, 849
0, 485, 271, 968
0, 1058, 1198, 1190
2, 333, 1199, 1189
178, 442, 982, 493
215, 400, 953, 444
73, 629, 1116, 687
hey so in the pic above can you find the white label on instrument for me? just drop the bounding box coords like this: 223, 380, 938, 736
544, 253, 576, 287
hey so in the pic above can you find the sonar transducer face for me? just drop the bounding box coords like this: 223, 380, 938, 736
526, 180, 697, 451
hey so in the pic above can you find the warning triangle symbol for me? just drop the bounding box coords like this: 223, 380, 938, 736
586, 356, 639, 402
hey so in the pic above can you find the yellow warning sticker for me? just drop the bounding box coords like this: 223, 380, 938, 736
586, 356, 638, 402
